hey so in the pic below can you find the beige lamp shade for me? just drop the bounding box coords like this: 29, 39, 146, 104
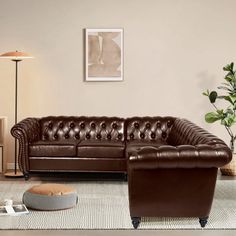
0, 51, 33, 60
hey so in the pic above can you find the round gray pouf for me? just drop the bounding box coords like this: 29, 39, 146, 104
23, 183, 78, 211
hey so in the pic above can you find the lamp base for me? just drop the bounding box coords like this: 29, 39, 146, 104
4, 170, 24, 178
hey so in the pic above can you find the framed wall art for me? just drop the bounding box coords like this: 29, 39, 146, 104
85, 28, 123, 81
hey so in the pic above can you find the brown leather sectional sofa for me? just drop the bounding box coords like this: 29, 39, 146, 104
11, 116, 232, 228
11, 116, 177, 179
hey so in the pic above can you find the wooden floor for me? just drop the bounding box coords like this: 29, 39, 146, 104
0, 171, 235, 236
1, 230, 236, 236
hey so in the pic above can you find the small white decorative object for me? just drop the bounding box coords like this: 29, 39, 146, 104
4, 199, 13, 206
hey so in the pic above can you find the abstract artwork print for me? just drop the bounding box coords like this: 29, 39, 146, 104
85, 29, 123, 81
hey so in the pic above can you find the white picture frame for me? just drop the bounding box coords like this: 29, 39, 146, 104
85, 28, 123, 82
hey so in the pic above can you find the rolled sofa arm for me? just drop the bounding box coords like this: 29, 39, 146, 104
129, 118, 232, 169
129, 144, 232, 169
11, 118, 40, 173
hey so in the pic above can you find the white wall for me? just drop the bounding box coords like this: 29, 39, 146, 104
0, 0, 236, 165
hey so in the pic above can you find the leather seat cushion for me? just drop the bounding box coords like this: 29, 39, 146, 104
77, 140, 125, 158
29, 141, 77, 157
126, 140, 167, 156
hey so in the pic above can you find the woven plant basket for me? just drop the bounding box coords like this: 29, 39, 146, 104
220, 153, 236, 176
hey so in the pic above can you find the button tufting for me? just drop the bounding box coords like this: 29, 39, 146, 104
97, 134, 101, 139
75, 134, 80, 139
151, 133, 156, 139
167, 120, 171, 127
146, 123, 151, 129
162, 132, 167, 138
130, 134, 134, 139
140, 133, 145, 139
91, 123, 96, 128
107, 134, 111, 139
112, 123, 117, 129
54, 134, 58, 139
157, 122, 161, 128
80, 123, 85, 128
65, 134, 69, 139
102, 123, 106, 128
49, 123, 53, 128
70, 123, 75, 128
86, 134, 90, 139
59, 123, 63, 128
118, 134, 122, 140
134, 122, 139, 128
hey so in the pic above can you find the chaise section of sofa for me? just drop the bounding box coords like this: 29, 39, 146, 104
128, 118, 232, 228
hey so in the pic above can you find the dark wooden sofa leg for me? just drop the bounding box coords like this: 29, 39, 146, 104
124, 173, 128, 181
131, 217, 141, 229
24, 173, 30, 181
199, 217, 208, 228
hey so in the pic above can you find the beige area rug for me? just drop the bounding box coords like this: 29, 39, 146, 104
0, 180, 235, 229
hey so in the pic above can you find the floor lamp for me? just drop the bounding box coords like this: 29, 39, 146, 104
0, 51, 33, 177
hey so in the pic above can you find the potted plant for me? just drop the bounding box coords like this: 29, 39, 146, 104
203, 62, 236, 175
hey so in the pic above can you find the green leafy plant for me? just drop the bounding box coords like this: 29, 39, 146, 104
203, 62, 236, 151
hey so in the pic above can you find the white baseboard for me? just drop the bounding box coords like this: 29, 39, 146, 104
7, 163, 19, 170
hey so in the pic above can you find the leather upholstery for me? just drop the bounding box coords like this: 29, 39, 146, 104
127, 118, 232, 224
11, 118, 40, 172
77, 140, 125, 158
129, 144, 231, 169
29, 141, 77, 157
126, 140, 167, 157
126, 117, 175, 141
40, 116, 125, 142
29, 157, 127, 172
11, 116, 231, 177
167, 118, 228, 146
128, 168, 218, 218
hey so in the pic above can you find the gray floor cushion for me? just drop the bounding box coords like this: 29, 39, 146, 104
23, 183, 78, 211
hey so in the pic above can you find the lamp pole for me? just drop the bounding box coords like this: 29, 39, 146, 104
0, 50, 33, 177
13, 59, 21, 175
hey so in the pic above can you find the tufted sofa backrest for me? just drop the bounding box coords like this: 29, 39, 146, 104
167, 118, 226, 146
40, 116, 125, 142
125, 117, 176, 141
